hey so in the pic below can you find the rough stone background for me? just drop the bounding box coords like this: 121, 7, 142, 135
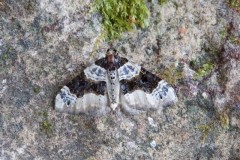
0, 0, 240, 159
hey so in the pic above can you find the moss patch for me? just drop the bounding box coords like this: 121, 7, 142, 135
39, 111, 53, 136
190, 53, 216, 80
40, 120, 53, 136
161, 63, 185, 85
159, 0, 169, 5
227, 0, 240, 13
33, 87, 40, 94
194, 63, 215, 80
95, 0, 149, 40
229, 36, 240, 44
198, 108, 230, 143
198, 122, 215, 144
219, 28, 240, 45
219, 111, 229, 129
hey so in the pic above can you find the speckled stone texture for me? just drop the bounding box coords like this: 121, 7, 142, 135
1, 0, 239, 159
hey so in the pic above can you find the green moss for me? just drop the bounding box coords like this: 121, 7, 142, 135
40, 120, 53, 135
162, 64, 185, 85
1, 53, 8, 61
194, 63, 215, 80
229, 36, 240, 44
198, 108, 230, 143
219, 111, 229, 129
159, 0, 168, 5
226, 0, 240, 12
33, 87, 40, 94
41, 121, 51, 129
198, 122, 214, 144
190, 53, 216, 80
95, 0, 149, 40
39, 111, 53, 136
219, 27, 240, 45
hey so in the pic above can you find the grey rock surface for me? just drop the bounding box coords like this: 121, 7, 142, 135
1, 0, 239, 159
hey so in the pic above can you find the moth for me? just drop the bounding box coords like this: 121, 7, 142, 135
55, 48, 177, 115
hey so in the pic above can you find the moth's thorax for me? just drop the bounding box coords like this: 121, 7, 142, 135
107, 54, 115, 63
106, 48, 119, 69
106, 67, 120, 111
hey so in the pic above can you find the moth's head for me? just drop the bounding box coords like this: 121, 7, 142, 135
106, 48, 118, 64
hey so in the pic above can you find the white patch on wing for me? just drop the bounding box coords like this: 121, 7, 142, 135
55, 86, 110, 115
151, 80, 178, 104
84, 64, 106, 81
121, 90, 156, 115
118, 62, 141, 81
75, 93, 110, 115
55, 86, 77, 113
121, 80, 177, 115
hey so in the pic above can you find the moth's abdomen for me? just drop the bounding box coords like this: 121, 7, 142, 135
107, 69, 120, 110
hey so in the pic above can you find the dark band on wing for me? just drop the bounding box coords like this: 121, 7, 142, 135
120, 68, 161, 94
95, 56, 128, 70
66, 72, 106, 97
